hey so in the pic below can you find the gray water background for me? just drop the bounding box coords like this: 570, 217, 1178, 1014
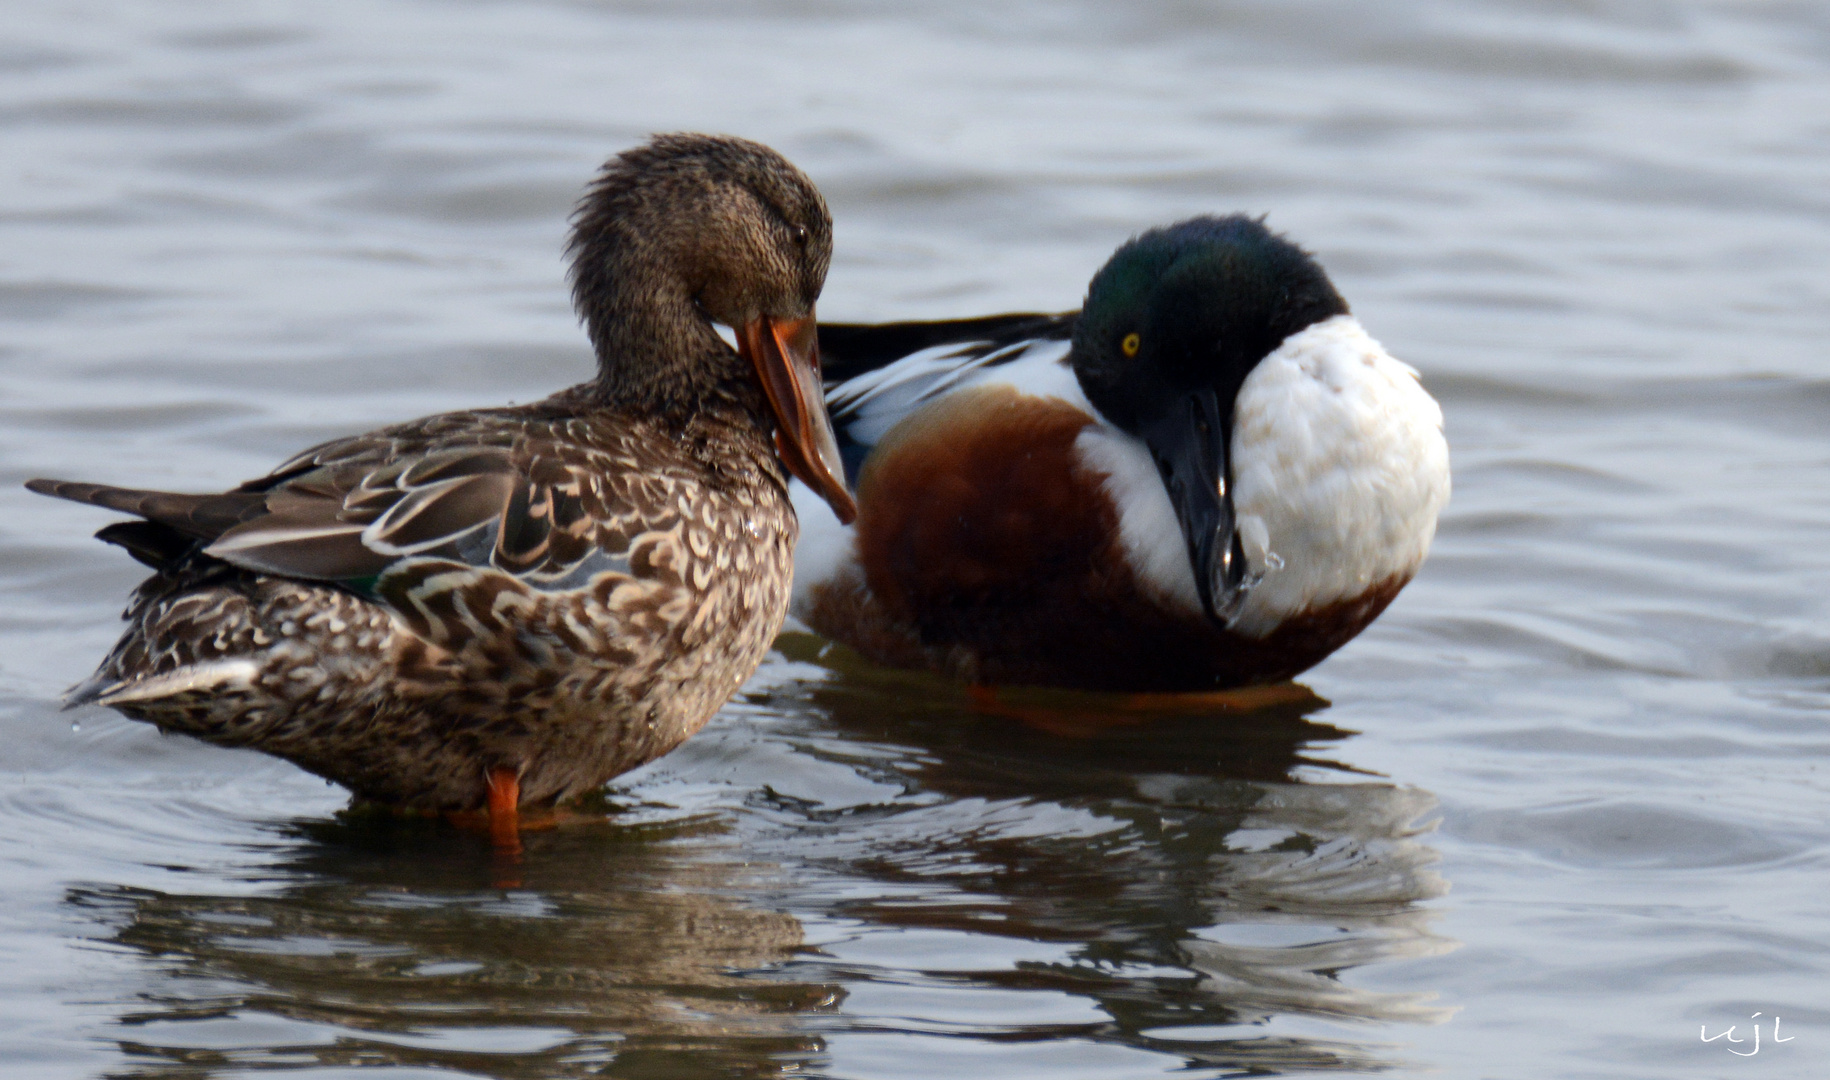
3, 1, 1828, 1076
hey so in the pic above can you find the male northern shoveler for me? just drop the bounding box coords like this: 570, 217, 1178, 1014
793, 215, 1449, 693
29, 133, 857, 819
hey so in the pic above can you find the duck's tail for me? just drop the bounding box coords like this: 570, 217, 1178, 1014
26, 478, 259, 569
65, 659, 261, 711
26, 478, 256, 534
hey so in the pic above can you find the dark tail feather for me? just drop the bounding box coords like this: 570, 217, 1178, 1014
818, 312, 1077, 382
26, 478, 262, 540
95, 520, 201, 569
27, 478, 216, 524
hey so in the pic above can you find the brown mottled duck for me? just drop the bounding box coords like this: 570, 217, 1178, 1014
28, 133, 858, 829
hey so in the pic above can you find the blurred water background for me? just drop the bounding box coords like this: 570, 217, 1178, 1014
3, 1, 1829, 1076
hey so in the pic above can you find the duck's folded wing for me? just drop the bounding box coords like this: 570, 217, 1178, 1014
204, 446, 524, 583
817, 313, 1076, 482
818, 313, 1073, 383
31, 423, 656, 595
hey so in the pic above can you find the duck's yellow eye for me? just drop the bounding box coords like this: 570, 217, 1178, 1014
1121, 332, 1141, 357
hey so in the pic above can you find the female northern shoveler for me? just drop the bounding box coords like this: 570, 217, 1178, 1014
793, 215, 1449, 693
29, 133, 857, 818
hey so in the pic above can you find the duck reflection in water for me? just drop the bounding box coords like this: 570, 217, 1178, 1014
70, 815, 840, 1079
70, 648, 1455, 1079
730, 641, 1460, 1074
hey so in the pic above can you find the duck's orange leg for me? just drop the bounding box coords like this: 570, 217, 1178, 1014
486, 766, 523, 856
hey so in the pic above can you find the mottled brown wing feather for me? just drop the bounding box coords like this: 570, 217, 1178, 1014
210, 444, 609, 588
33, 409, 678, 595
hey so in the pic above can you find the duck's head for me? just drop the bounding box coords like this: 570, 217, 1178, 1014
568, 132, 855, 523
1072, 215, 1349, 627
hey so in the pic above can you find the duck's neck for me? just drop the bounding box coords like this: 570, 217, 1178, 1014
578, 277, 766, 423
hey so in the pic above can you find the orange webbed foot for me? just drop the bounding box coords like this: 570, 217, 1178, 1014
485, 766, 522, 857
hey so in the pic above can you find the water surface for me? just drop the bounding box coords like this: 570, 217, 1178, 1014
3, 2, 1829, 1076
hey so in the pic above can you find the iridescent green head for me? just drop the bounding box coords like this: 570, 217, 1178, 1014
1071, 216, 1349, 627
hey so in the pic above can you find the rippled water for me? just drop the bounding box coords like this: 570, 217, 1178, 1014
4, 1, 1830, 1076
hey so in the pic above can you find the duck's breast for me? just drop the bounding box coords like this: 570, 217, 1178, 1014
1223, 315, 1450, 638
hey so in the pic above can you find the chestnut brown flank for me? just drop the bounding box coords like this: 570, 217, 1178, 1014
805, 386, 1410, 692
